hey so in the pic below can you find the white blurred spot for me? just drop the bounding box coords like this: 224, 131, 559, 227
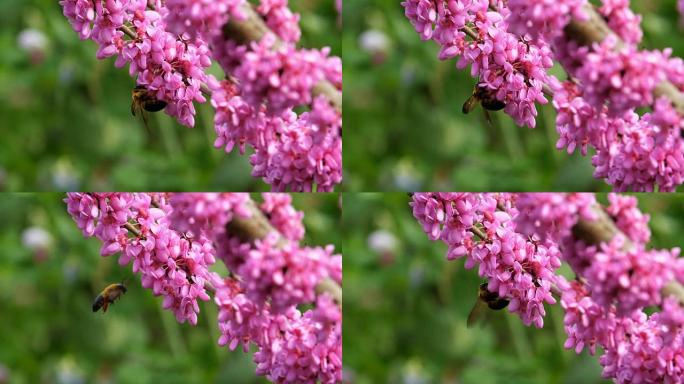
18, 29, 47, 53
368, 229, 398, 255
22, 226, 52, 251
359, 29, 389, 55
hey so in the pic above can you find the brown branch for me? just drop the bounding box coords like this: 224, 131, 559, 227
463, 25, 479, 41
222, 3, 342, 112
572, 204, 684, 306
121, 24, 137, 40
225, 198, 343, 307
124, 222, 141, 237
469, 226, 487, 241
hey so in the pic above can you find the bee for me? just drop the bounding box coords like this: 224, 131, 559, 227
462, 85, 506, 125
131, 85, 167, 130
92, 282, 128, 313
466, 282, 510, 328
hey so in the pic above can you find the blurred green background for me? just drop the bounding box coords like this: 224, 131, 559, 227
342, 193, 684, 383
0, 192, 341, 384
343, 0, 684, 191
0, 0, 340, 191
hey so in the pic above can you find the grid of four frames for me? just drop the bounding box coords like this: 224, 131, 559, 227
2, 1, 684, 383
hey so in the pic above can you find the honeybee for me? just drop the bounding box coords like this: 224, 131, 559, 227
131, 85, 167, 130
466, 283, 510, 328
92, 282, 128, 313
462, 85, 506, 126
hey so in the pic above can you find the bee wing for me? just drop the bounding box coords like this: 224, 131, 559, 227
462, 96, 479, 114
141, 110, 153, 137
484, 110, 493, 127
467, 299, 486, 328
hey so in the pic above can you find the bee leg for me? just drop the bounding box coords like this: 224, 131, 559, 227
102, 300, 109, 313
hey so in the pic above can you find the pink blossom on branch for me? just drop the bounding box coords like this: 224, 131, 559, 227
65, 192, 214, 324
410, 193, 561, 328
402, 0, 554, 128
410, 193, 684, 383
403, 0, 684, 191
66, 192, 342, 383
60, 0, 342, 192
60, 0, 211, 127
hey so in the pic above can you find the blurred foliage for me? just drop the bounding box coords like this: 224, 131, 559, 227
343, 0, 684, 191
0, 0, 340, 191
0, 192, 341, 384
342, 193, 684, 383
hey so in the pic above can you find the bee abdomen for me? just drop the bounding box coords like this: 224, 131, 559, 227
143, 100, 168, 112
92, 294, 104, 312
487, 298, 510, 310
482, 99, 506, 111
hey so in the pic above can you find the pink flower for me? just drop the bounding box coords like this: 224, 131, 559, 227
402, 0, 553, 128
260, 193, 305, 241
239, 233, 340, 312
257, 0, 301, 43
605, 193, 650, 244
599, 0, 642, 45
411, 193, 561, 327
506, 0, 587, 40
164, 0, 246, 39
514, 193, 597, 241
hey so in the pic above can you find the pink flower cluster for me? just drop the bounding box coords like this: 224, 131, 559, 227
506, 0, 587, 40
168, 192, 251, 238
404, 0, 684, 191
581, 235, 683, 315
411, 193, 684, 383
206, 195, 341, 382
573, 37, 669, 116
164, 0, 246, 39
599, 0, 642, 45
257, 0, 301, 43
411, 193, 561, 327
559, 277, 619, 355
215, 280, 345, 383
233, 35, 336, 116
211, 76, 342, 191
562, 278, 684, 382
67, 192, 342, 383
65, 192, 214, 324
61, 0, 342, 191
514, 193, 597, 241
240, 233, 341, 312
518, 1, 684, 192
60, 0, 211, 127
402, 0, 554, 128
552, 77, 684, 191
253, 294, 341, 383
260, 193, 305, 241
605, 193, 650, 244
206, 0, 342, 192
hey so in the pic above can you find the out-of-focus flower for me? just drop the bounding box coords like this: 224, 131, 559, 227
0, 363, 9, 384
22, 226, 53, 262
368, 229, 398, 265
359, 29, 390, 64
18, 28, 48, 64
